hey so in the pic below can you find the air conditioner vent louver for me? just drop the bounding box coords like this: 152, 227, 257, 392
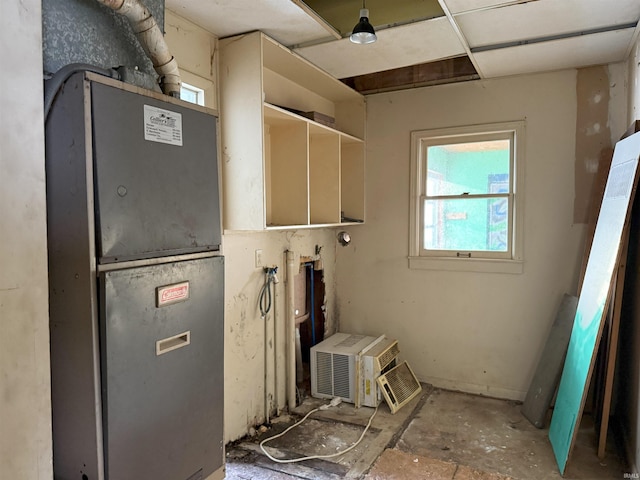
376, 342, 400, 371
332, 354, 351, 399
377, 361, 421, 414
316, 351, 333, 396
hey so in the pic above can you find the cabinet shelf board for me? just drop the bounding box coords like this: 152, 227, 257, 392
264, 103, 307, 126
265, 221, 363, 231
265, 102, 362, 141
340, 132, 364, 144
309, 122, 338, 137
262, 34, 361, 103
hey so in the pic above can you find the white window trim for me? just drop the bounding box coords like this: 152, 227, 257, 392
409, 121, 526, 274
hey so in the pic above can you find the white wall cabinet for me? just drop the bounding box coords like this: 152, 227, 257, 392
220, 32, 365, 230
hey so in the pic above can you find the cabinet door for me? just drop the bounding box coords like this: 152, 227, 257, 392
100, 257, 224, 480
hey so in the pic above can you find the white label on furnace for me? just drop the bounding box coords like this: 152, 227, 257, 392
144, 105, 183, 146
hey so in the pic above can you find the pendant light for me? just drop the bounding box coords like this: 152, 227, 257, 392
349, 1, 377, 44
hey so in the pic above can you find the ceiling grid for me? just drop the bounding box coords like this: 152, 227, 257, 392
166, 0, 640, 92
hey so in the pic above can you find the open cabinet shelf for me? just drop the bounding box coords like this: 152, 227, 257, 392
220, 32, 366, 231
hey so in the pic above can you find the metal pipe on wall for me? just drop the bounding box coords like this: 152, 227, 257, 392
272, 280, 279, 417
285, 250, 297, 410
264, 291, 270, 425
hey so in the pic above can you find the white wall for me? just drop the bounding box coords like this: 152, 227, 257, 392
222, 230, 337, 442
0, 1, 52, 478
2, 6, 634, 471
165, 11, 339, 443
337, 70, 600, 400
630, 37, 640, 125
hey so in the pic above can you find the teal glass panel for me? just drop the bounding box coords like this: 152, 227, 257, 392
423, 197, 508, 252
426, 140, 510, 196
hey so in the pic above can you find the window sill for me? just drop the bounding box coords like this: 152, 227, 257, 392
408, 256, 524, 274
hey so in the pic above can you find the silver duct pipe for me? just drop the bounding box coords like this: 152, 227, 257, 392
96, 0, 181, 97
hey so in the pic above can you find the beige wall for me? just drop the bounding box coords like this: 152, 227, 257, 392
165, 14, 638, 455
165, 11, 339, 443
165, 11, 218, 110
630, 37, 640, 126
222, 230, 337, 441
0, 0, 52, 478
336, 69, 623, 400
2, 6, 637, 472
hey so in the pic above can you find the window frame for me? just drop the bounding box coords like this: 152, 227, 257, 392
409, 121, 525, 274
180, 81, 206, 106
178, 70, 215, 109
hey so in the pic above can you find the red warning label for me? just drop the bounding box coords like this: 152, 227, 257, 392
157, 281, 190, 307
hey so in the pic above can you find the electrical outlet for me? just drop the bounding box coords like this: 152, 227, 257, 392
255, 249, 263, 268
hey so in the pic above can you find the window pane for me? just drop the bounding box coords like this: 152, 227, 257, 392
426, 140, 510, 196
180, 82, 205, 106
423, 197, 509, 252
180, 87, 199, 104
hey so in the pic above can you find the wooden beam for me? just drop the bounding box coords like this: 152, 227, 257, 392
341, 56, 478, 94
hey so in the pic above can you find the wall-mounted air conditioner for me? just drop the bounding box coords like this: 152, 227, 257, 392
310, 333, 401, 407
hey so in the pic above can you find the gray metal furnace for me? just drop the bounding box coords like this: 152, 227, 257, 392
46, 72, 224, 480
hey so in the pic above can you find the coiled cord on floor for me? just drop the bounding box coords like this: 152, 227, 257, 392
259, 400, 379, 464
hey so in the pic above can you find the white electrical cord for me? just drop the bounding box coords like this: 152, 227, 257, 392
259, 398, 379, 464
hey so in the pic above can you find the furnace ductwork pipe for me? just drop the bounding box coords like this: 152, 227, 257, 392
96, 0, 181, 97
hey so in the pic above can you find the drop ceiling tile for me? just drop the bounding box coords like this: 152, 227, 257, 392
473, 28, 635, 78
443, 0, 517, 15
165, 0, 335, 47
455, 0, 640, 48
294, 16, 466, 79
303, 0, 445, 36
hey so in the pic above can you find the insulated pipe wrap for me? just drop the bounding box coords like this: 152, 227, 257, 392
96, 0, 181, 97
99, 0, 124, 8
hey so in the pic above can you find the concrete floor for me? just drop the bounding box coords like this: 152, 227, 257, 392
225, 386, 630, 480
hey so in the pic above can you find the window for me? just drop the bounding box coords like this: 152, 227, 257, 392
409, 121, 525, 273
180, 82, 205, 106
